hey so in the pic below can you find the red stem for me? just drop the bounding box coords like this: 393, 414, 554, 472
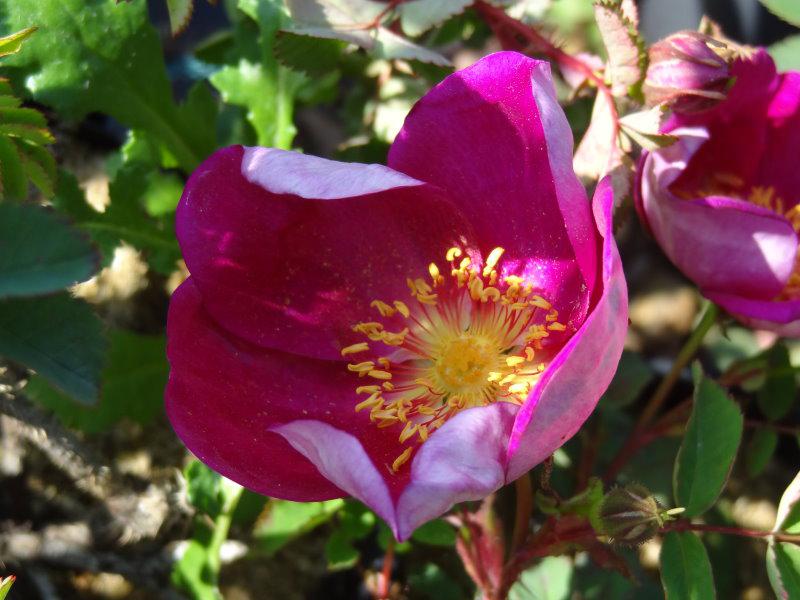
510, 474, 534, 553
663, 521, 800, 544
380, 539, 395, 599
745, 419, 800, 436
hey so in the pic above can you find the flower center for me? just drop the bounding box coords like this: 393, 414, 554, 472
341, 246, 567, 472
434, 335, 497, 392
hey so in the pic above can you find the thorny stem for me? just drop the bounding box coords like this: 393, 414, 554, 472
510, 474, 534, 553
604, 303, 719, 483
663, 521, 800, 544
473, 1, 621, 172
379, 538, 395, 599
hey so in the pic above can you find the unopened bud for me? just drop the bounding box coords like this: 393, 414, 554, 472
643, 30, 733, 114
598, 483, 666, 546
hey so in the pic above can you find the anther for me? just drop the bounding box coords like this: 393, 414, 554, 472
341, 342, 370, 356
392, 447, 413, 472
446, 247, 462, 261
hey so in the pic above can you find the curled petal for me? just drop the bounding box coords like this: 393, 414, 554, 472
641, 131, 798, 299
176, 145, 476, 360
388, 52, 598, 330
507, 177, 628, 479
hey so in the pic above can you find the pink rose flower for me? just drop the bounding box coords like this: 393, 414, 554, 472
638, 50, 800, 337
166, 52, 627, 539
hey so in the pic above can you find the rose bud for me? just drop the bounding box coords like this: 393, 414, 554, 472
643, 30, 733, 114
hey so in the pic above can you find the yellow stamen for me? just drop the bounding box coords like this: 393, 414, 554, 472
548, 322, 566, 332
370, 300, 396, 317
393, 300, 410, 317
392, 447, 413, 472
446, 247, 462, 261
356, 385, 381, 394
506, 356, 525, 368
355, 393, 383, 412
483, 247, 505, 276
368, 370, 392, 380
347, 361, 375, 373
341, 342, 370, 356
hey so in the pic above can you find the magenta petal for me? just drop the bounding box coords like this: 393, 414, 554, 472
641, 132, 798, 299
704, 291, 800, 329
166, 279, 407, 501
177, 145, 476, 360
388, 52, 597, 329
271, 420, 396, 528
756, 72, 800, 206
394, 403, 517, 540
506, 177, 628, 479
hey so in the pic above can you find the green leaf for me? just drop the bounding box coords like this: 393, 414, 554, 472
172, 537, 222, 600
0, 294, 104, 404
0, 203, 99, 298
0, 26, 37, 57
167, 0, 195, 35
673, 366, 743, 517
0, 82, 56, 199
745, 429, 778, 478
285, 0, 450, 65
255, 498, 344, 555
325, 529, 360, 570
408, 563, 463, 600
509, 556, 574, 600
0, 0, 214, 172
0, 576, 15, 600
274, 31, 345, 76
759, 0, 800, 27
399, 0, 472, 37
767, 542, 800, 599
411, 518, 456, 546
600, 349, 654, 409
770, 35, 800, 71
26, 331, 167, 429
660, 531, 716, 599
618, 107, 678, 150
185, 460, 241, 518
594, 0, 647, 98
775, 471, 800, 534
210, 0, 305, 149
52, 169, 180, 276
757, 343, 796, 421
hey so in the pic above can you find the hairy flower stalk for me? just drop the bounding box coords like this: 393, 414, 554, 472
166, 52, 628, 540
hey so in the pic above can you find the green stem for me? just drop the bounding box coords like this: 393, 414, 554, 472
604, 303, 719, 483
207, 485, 244, 581
637, 302, 719, 430
663, 521, 800, 544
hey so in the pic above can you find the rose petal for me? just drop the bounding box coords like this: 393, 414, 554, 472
756, 72, 800, 207
388, 52, 597, 330
165, 278, 410, 501
394, 403, 517, 540
641, 132, 798, 299
507, 176, 628, 479
176, 145, 476, 360
704, 291, 800, 330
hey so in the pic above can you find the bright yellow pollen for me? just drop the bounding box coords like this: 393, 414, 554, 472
346, 246, 568, 473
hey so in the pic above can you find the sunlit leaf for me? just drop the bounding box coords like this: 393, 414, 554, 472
593, 0, 647, 98
673, 365, 743, 517
759, 0, 800, 27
